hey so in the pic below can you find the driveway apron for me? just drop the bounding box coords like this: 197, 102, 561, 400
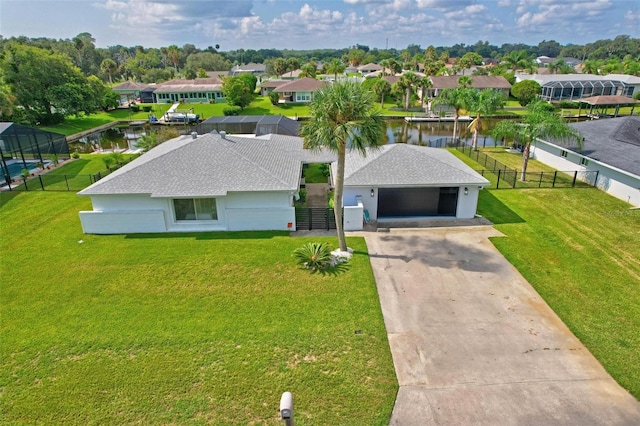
364, 227, 640, 425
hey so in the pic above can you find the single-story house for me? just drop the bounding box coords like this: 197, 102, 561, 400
358, 63, 383, 75
338, 144, 490, 230
531, 116, 640, 206
112, 81, 151, 105
78, 132, 489, 234
427, 75, 512, 98
153, 78, 225, 104
231, 63, 266, 76
78, 133, 307, 234
259, 80, 289, 96
516, 74, 640, 101
272, 78, 327, 103
280, 69, 303, 80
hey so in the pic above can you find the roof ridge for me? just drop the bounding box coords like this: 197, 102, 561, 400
215, 135, 295, 188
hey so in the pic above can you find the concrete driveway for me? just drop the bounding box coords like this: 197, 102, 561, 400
364, 227, 640, 425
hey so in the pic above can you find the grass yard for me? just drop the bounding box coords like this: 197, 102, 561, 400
474, 185, 640, 399
302, 163, 330, 184
0, 192, 397, 425
11, 154, 139, 192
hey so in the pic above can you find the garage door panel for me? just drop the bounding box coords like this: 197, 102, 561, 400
378, 187, 440, 217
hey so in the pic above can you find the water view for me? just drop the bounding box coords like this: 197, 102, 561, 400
384, 119, 501, 147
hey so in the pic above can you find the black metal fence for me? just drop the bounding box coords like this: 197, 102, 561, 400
451, 143, 599, 189
2, 159, 134, 192
295, 208, 337, 230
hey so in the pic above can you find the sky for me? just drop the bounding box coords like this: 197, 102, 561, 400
1, 0, 638, 51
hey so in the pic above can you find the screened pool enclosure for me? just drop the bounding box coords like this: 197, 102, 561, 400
0, 123, 70, 184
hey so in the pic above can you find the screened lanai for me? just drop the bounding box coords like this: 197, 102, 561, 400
0, 122, 69, 185
540, 79, 622, 101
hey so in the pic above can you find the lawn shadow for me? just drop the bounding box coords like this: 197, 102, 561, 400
124, 231, 288, 240
300, 261, 351, 276
0, 191, 24, 210
478, 190, 525, 225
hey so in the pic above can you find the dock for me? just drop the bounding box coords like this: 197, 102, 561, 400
404, 115, 473, 123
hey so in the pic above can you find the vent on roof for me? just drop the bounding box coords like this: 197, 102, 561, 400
220, 131, 226, 139
191, 132, 197, 139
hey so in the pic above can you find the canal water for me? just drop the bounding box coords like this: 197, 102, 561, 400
384, 119, 501, 147
70, 119, 502, 153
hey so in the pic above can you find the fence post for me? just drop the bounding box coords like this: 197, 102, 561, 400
539, 172, 544, 187
308, 208, 312, 231
552, 171, 558, 187
65, 175, 70, 191
496, 169, 501, 189
38, 175, 44, 190
513, 170, 518, 188
572, 170, 578, 187
593, 170, 599, 187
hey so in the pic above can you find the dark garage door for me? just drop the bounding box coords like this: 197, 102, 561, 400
378, 187, 458, 218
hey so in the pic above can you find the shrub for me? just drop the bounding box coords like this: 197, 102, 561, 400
293, 242, 333, 271
71, 150, 80, 159
320, 163, 330, 177
298, 189, 307, 202
142, 105, 152, 112
269, 91, 280, 106
130, 104, 140, 112
223, 106, 242, 116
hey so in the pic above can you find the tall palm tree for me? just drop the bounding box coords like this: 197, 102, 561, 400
492, 100, 583, 181
372, 78, 391, 108
502, 50, 530, 73
167, 45, 181, 74
300, 82, 384, 252
326, 58, 345, 81
100, 58, 118, 84
467, 89, 505, 150
432, 87, 475, 141
418, 76, 432, 107
399, 72, 419, 110
287, 57, 300, 77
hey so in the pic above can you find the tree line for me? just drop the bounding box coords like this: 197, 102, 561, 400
1, 33, 638, 125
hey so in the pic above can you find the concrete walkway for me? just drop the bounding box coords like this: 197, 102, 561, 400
364, 227, 640, 425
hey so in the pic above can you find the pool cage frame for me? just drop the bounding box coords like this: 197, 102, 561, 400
0, 123, 70, 185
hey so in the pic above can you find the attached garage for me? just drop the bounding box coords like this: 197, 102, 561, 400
377, 187, 458, 217
338, 144, 490, 227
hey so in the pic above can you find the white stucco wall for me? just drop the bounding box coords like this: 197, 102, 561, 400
456, 186, 482, 219
79, 191, 297, 234
344, 186, 378, 220
344, 196, 364, 231
531, 141, 640, 207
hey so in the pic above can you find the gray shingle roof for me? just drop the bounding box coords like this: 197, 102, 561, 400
546, 116, 640, 177
273, 78, 327, 92
78, 133, 303, 197
340, 144, 490, 187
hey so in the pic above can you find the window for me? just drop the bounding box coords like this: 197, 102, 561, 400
296, 92, 311, 102
173, 198, 218, 221
561, 150, 568, 158
580, 158, 589, 166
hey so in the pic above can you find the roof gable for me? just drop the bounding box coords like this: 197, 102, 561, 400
273, 77, 327, 92
341, 144, 490, 186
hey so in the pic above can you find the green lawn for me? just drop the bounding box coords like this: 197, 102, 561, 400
303, 163, 330, 184
12, 154, 139, 192
0, 192, 397, 424
472, 183, 640, 399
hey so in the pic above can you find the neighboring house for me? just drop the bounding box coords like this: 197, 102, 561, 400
280, 69, 303, 80
427, 75, 512, 97
516, 74, 640, 101
197, 115, 300, 136
531, 116, 640, 206
338, 144, 489, 230
153, 78, 225, 104
206, 70, 231, 79
272, 78, 327, 103
112, 81, 150, 105
259, 80, 289, 96
78, 133, 307, 234
535, 56, 581, 68
231, 63, 266, 76
358, 63, 383, 75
